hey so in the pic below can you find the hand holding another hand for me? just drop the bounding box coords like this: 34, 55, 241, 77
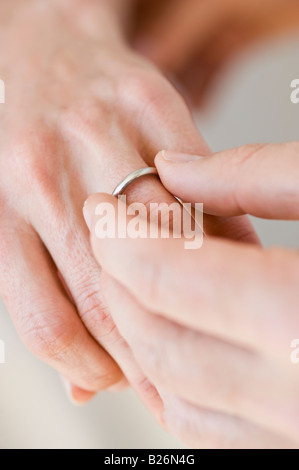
84, 142, 299, 448
0, 0, 257, 416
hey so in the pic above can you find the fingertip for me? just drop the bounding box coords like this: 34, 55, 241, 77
158, 150, 204, 164
70, 385, 97, 406
60, 371, 125, 405
60, 375, 96, 406
154, 150, 167, 167
155, 151, 206, 191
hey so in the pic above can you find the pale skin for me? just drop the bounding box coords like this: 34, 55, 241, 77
2, 0, 298, 449
0, 0, 256, 414
84, 144, 299, 448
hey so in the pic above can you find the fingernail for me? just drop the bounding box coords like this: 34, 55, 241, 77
60, 376, 83, 406
60, 376, 96, 406
160, 150, 204, 163
83, 200, 91, 231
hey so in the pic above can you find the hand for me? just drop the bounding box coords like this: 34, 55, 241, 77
0, 0, 257, 412
84, 142, 299, 448
133, 0, 299, 105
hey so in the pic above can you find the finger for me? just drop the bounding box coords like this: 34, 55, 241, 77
122, 71, 259, 244
85, 193, 299, 359
60, 375, 95, 405
27, 131, 171, 419
0, 220, 122, 398
102, 273, 299, 442
162, 394, 296, 449
36, 210, 163, 419
155, 143, 299, 219
134, 0, 228, 73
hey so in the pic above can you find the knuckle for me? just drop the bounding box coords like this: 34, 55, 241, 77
131, 319, 165, 378
0, 224, 38, 290
162, 397, 228, 449
167, 412, 234, 449
121, 73, 160, 103
75, 280, 119, 344
233, 143, 268, 168
82, 364, 122, 391
135, 376, 157, 396
118, 71, 175, 118
10, 126, 61, 196
118, 70, 193, 136
231, 144, 269, 213
134, 375, 161, 404
19, 309, 78, 361
61, 100, 111, 141
136, 249, 164, 311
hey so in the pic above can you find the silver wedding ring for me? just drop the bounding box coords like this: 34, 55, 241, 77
112, 167, 158, 197
112, 167, 205, 237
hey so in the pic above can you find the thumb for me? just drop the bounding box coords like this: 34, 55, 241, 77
155, 143, 299, 220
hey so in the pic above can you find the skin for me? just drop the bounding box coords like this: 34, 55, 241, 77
84, 144, 299, 448
0, 0, 256, 412
1, 0, 297, 449
133, 0, 299, 105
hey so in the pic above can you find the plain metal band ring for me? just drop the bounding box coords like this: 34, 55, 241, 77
112, 167, 158, 197
112, 166, 206, 237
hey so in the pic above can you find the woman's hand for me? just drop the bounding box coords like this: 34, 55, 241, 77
84, 142, 299, 447
0, 0, 257, 414
133, 0, 299, 105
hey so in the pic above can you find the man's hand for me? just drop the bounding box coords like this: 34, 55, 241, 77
83, 142, 299, 447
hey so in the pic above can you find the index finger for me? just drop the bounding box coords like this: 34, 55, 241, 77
84, 193, 299, 360
155, 143, 299, 220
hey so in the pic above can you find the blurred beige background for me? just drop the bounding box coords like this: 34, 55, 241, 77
0, 35, 299, 449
